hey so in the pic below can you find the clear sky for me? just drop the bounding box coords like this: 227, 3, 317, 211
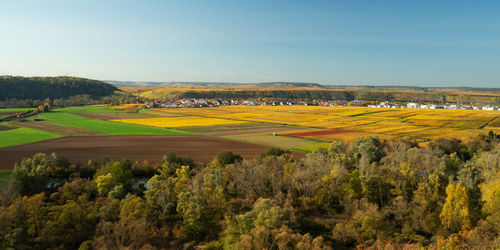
1, 0, 499, 87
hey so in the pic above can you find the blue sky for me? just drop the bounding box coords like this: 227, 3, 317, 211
1, 0, 499, 87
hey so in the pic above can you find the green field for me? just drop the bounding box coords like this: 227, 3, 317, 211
54, 105, 121, 113
34, 111, 188, 135
0, 127, 62, 147
0, 108, 35, 112
0, 170, 12, 181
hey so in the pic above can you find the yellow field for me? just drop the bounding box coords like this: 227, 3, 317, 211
140, 106, 500, 142
112, 116, 248, 128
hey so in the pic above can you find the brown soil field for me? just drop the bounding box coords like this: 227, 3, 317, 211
0, 126, 16, 131
0, 135, 305, 169
76, 112, 163, 120
200, 126, 302, 136
11, 121, 103, 135
0, 112, 16, 115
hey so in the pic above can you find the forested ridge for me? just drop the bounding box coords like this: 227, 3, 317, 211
0, 133, 499, 249
0, 76, 118, 100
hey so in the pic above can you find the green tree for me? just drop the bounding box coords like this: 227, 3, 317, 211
215, 151, 242, 166
93, 159, 133, 198
224, 199, 291, 248
40, 196, 97, 248
177, 166, 227, 241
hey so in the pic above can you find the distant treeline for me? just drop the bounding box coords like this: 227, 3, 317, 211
0, 94, 139, 108
180, 90, 354, 101
0, 76, 118, 100
328, 85, 500, 93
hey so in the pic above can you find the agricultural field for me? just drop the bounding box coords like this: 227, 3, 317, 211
152, 105, 500, 142
112, 116, 248, 128
1, 104, 499, 169
292, 142, 331, 152
222, 133, 320, 149
0, 127, 62, 147
0, 105, 188, 148
34, 112, 184, 135
0, 135, 304, 170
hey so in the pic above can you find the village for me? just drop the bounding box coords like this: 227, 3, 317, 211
143, 98, 500, 111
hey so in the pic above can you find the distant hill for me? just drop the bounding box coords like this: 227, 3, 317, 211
122, 85, 500, 105
108, 80, 500, 93
0, 76, 118, 100
107, 81, 323, 89
327, 85, 500, 93
255, 82, 322, 88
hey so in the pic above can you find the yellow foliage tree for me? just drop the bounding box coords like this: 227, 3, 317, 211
440, 184, 470, 232
480, 170, 500, 232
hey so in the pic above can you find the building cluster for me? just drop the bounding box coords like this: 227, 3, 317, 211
144, 98, 352, 108
403, 102, 499, 111
143, 98, 499, 111
367, 102, 499, 110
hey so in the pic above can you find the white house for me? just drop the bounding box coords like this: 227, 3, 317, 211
407, 103, 419, 109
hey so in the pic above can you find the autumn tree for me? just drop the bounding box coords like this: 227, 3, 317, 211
440, 184, 470, 232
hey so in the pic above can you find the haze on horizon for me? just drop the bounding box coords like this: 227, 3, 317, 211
1, 0, 499, 87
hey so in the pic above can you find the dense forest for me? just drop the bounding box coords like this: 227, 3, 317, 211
1, 134, 499, 249
0, 76, 118, 101
0, 76, 140, 108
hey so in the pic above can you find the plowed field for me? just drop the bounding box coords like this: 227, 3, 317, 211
0, 135, 305, 169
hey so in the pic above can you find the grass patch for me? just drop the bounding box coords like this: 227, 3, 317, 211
0, 170, 12, 180
0, 170, 12, 187
292, 142, 331, 153
0, 127, 62, 148
34, 111, 188, 135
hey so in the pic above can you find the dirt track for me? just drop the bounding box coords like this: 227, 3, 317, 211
0, 135, 304, 169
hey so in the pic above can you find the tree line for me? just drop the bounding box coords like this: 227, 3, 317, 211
0, 133, 499, 249
0, 76, 124, 107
